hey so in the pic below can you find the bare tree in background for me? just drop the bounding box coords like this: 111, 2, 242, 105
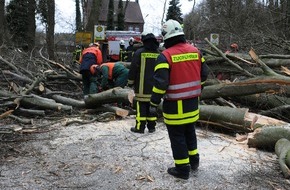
183, 0, 290, 53
0, 0, 4, 45
38, 0, 55, 60
76, 0, 82, 31
47, 0, 55, 60
85, 0, 101, 32
161, 0, 167, 25
27, 0, 36, 51
107, 0, 114, 30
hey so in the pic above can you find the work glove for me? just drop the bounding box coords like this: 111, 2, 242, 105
149, 105, 158, 118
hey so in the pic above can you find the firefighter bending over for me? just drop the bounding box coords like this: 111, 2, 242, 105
79, 42, 103, 96
99, 62, 129, 91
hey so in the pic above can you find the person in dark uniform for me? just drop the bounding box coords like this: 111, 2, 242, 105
149, 19, 209, 179
126, 37, 135, 62
127, 32, 160, 133
119, 40, 127, 62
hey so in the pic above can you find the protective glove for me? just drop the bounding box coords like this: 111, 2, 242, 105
149, 105, 158, 117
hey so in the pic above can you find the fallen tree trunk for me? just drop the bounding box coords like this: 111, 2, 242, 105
199, 105, 287, 132
85, 104, 129, 118
20, 94, 72, 112
275, 138, 290, 178
201, 78, 287, 100
247, 125, 290, 150
49, 94, 86, 108
84, 87, 134, 108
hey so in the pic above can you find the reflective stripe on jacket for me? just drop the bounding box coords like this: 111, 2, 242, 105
162, 43, 202, 100
128, 47, 159, 102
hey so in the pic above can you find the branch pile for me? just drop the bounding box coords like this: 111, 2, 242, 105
0, 41, 290, 177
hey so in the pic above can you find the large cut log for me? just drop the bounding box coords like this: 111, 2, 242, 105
201, 79, 286, 100
199, 105, 251, 132
199, 105, 287, 132
20, 94, 72, 112
49, 94, 86, 108
85, 105, 129, 117
84, 87, 134, 108
275, 138, 290, 178
247, 125, 290, 150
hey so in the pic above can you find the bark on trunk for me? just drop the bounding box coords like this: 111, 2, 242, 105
275, 138, 290, 178
247, 126, 290, 150
84, 87, 134, 108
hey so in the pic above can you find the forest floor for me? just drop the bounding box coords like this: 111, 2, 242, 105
0, 116, 289, 190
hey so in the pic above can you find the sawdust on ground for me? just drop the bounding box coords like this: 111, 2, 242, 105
0, 116, 289, 190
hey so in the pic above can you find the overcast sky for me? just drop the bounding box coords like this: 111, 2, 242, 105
54, 0, 201, 34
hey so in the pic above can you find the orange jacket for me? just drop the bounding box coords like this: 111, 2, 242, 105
80, 46, 103, 65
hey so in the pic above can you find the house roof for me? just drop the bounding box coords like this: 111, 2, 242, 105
99, 1, 144, 24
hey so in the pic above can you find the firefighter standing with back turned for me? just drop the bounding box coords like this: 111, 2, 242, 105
149, 19, 209, 179
79, 42, 103, 96
128, 32, 160, 133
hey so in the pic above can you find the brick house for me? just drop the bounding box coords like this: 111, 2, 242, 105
83, 0, 144, 32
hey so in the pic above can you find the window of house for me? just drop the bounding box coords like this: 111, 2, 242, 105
128, 26, 133, 31
135, 27, 140, 32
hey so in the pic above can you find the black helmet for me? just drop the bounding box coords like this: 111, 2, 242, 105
142, 33, 156, 42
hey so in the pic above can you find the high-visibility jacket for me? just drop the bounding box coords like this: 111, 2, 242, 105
150, 42, 208, 125
162, 43, 202, 100
101, 62, 115, 80
100, 62, 129, 90
79, 46, 103, 73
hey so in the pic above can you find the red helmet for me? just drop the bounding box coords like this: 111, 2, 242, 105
230, 43, 238, 49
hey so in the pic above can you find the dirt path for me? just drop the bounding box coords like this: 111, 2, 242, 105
0, 117, 289, 190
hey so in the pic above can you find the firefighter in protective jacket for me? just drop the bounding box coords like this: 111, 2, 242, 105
79, 42, 103, 96
127, 32, 160, 133
126, 37, 135, 62
119, 40, 127, 62
149, 19, 209, 179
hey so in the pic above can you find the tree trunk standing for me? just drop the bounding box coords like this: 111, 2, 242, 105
107, 0, 114, 30
27, 0, 36, 51
85, 0, 101, 33
286, 0, 290, 41
75, 0, 82, 31
0, 0, 4, 45
46, 0, 55, 60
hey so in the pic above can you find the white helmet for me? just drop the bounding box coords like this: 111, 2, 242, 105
119, 40, 125, 46
129, 37, 134, 43
161, 19, 184, 40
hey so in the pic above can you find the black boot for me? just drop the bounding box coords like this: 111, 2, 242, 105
147, 122, 156, 133
189, 154, 199, 170
148, 128, 156, 133
167, 165, 190, 180
147, 126, 156, 133
130, 127, 144, 134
